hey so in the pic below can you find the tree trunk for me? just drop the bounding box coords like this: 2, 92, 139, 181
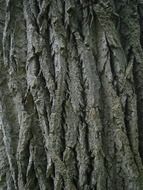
0, 0, 143, 189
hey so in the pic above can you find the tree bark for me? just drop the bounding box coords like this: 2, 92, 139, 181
0, 0, 143, 189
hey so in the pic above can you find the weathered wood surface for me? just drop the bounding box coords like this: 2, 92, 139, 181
0, 0, 143, 189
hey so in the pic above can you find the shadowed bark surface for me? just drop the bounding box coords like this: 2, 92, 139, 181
1, 0, 143, 189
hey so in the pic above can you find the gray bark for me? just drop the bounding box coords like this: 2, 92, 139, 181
0, 0, 143, 189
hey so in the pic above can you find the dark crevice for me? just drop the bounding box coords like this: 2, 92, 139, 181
61, 0, 65, 26
35, 0, 40, 15
106, 38, 120, 96
61, 175, 65, 190
25, 161, 40, 190
79, 58, 92, 187
80, 0, 98, 10
108, 47, 116, 83
124, 94, 141, 170
72, 178, 79, 190
51, 52, 57, 88
122, 178, 125, 190
58, 66, 69, 161
47, 176, 54, 190
133, 58, 143, 162
73, 147, 79, 189
106, 177, 108, 190
124, 96, 131, 146
33, 106, 47, 151
38, 2, 50, 28
20, 93, 34, 185
39, 71, 52, 113
32, 47, 41, 77
104, 157, 111, 189
87, 151, 94, 186
66, 24, 71, 41
38, 71, 51, 131
60, 97, 66, 160
45, 18, 57, 86
17, 127, 33, 187
127, 46, 133, 63
24, 136, 33, 185
68, 1, 84, 41
137, 3, 143, 49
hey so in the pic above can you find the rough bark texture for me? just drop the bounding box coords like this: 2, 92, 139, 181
0, 0, 143, 189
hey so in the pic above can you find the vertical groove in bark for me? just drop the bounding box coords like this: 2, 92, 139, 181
115, 0, 143, 168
